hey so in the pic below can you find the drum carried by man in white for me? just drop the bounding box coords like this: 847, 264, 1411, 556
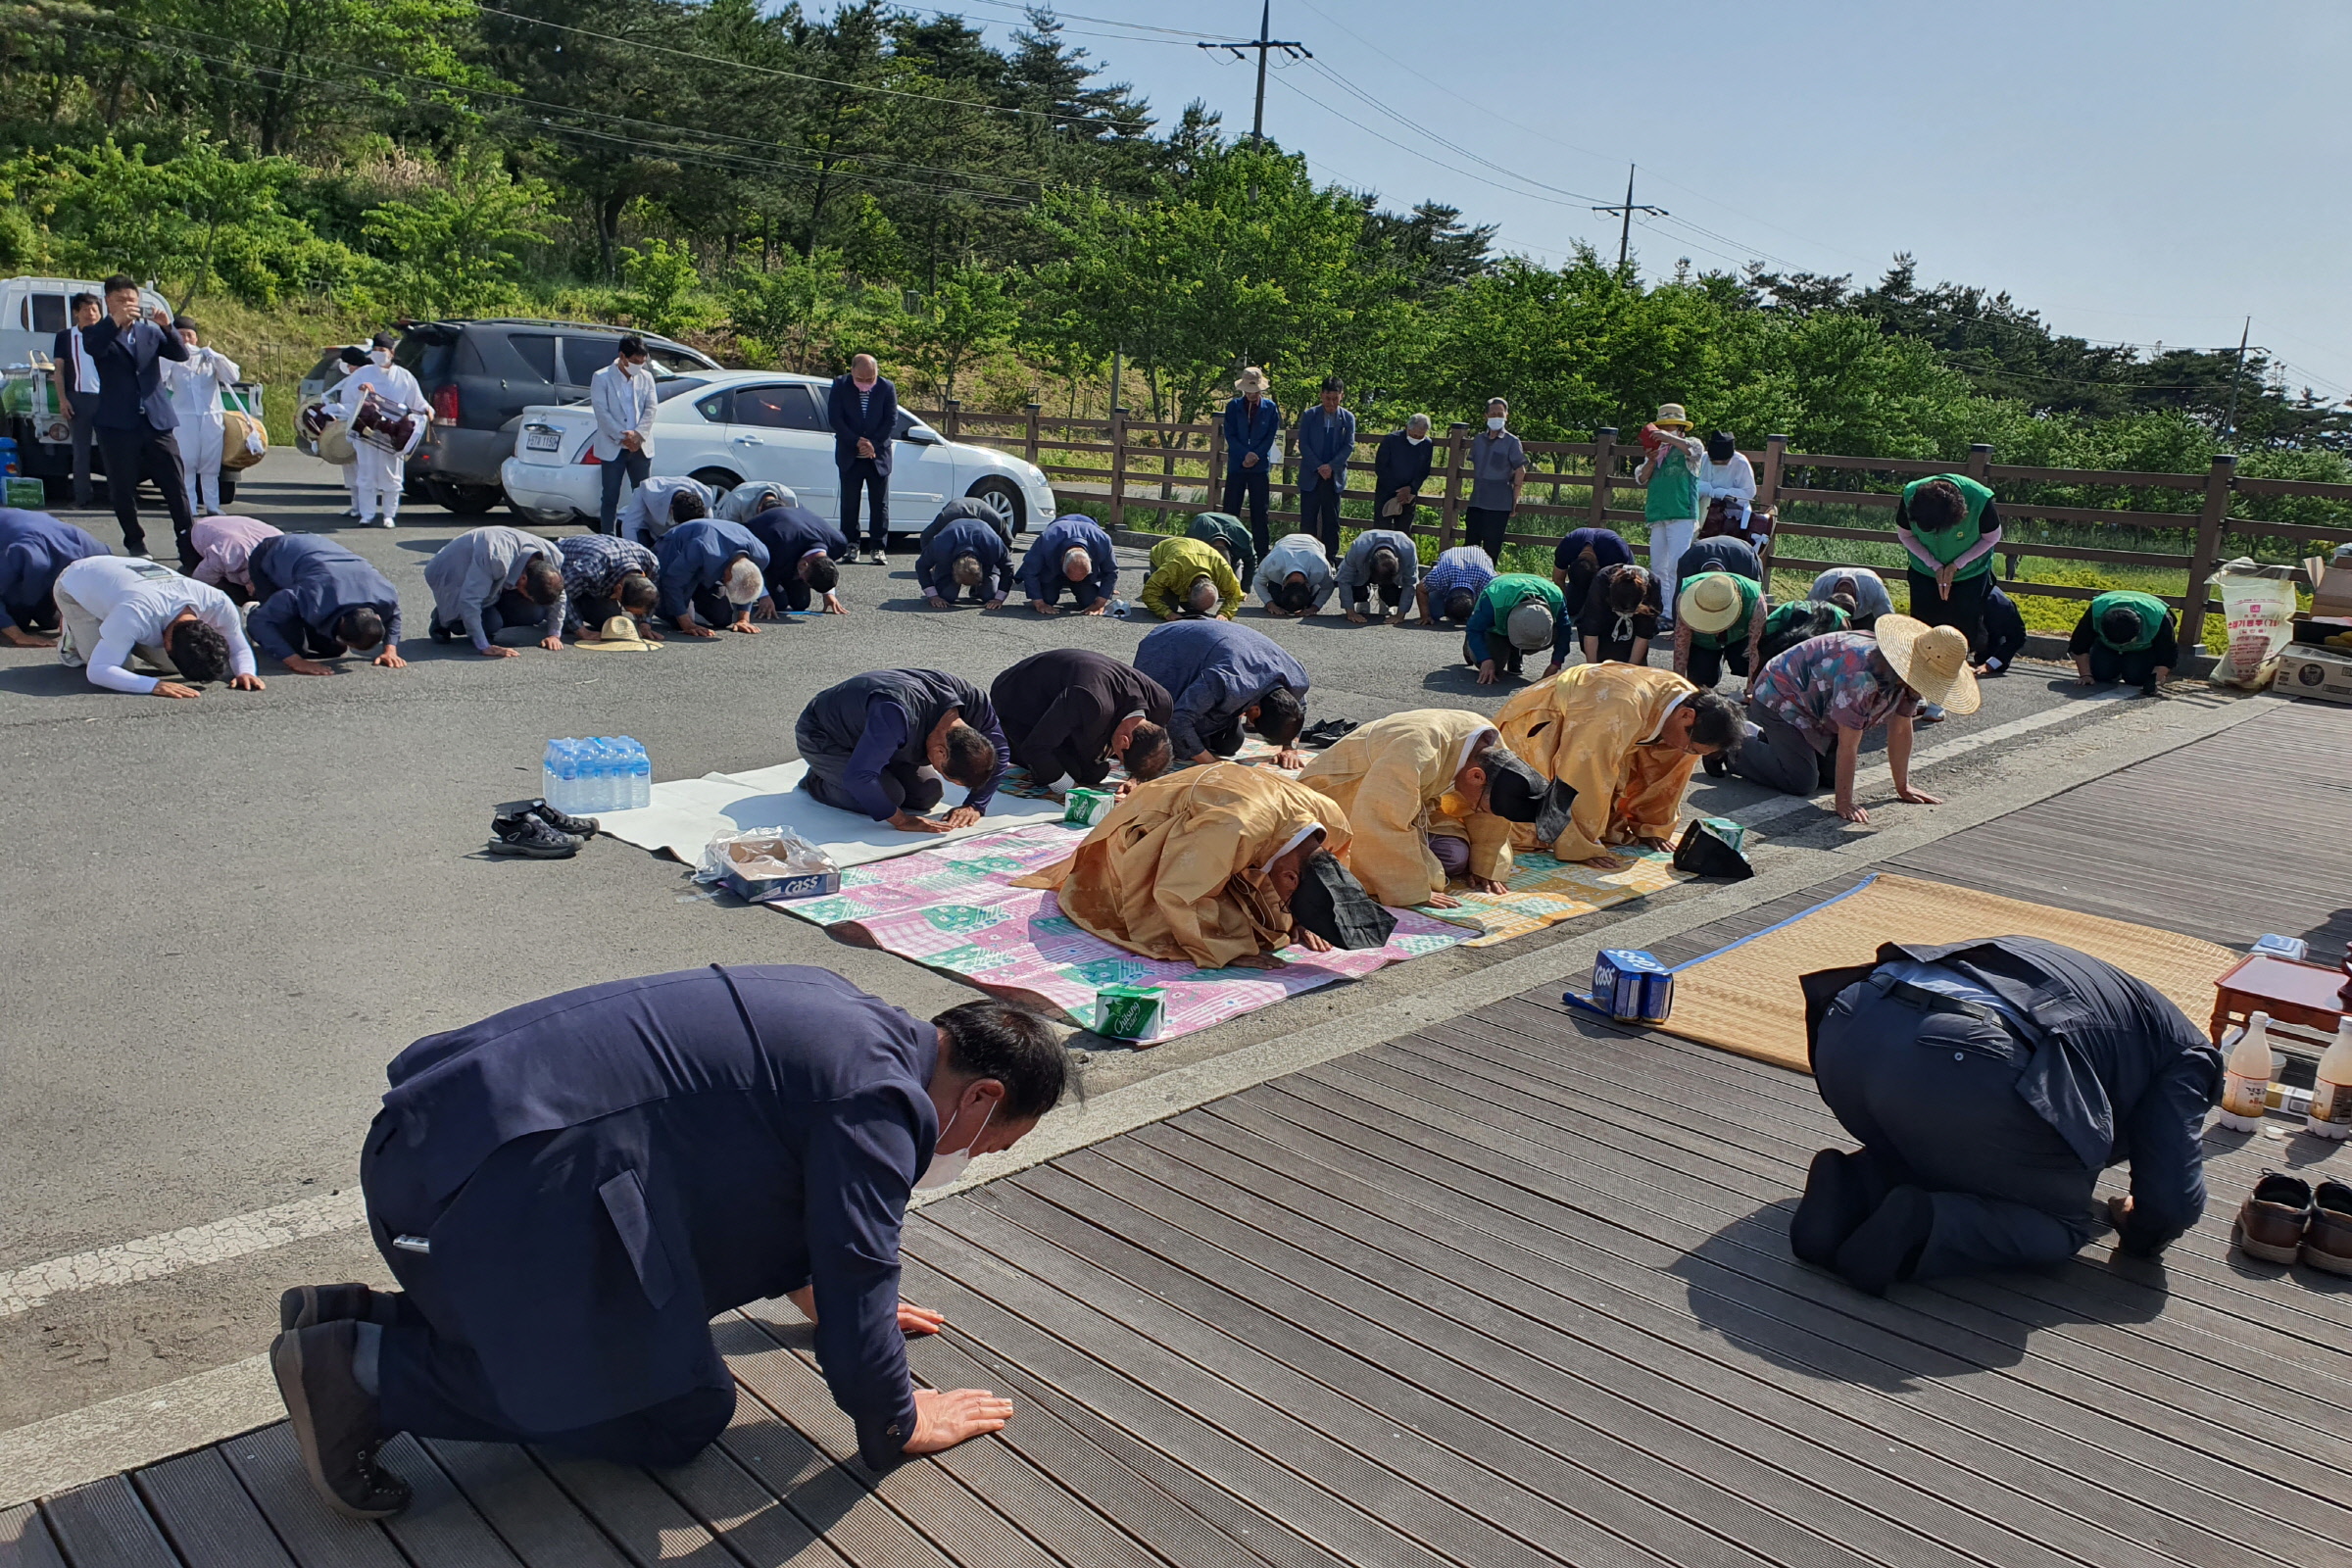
321, 332, 430, 527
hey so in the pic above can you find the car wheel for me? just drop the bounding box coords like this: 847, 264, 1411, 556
967, 476, 1024, 535
689, 468, 739, 493
509, 501, 575, 530
431, 480, 504, 514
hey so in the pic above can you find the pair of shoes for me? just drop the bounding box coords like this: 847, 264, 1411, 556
2234, 1172, 2352, 1272
1835, 1185, 1934, 1297
271, 1320, 413, 1518
1916, 702, 1947, 724
488, 801, 591, 858
2138, 677, 2160, 699
378, 514, 397, 528
500, 797, 597, 839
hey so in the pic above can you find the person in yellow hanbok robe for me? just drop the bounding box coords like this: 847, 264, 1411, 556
1297, 708, 1546, 908
1492, 662, 1744, 868
1015, 762, 1359, 970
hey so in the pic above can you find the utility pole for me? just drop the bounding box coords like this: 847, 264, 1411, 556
1199, 1, 1311, 146
1592, 164, 1667, 273
2220, 316, 2250, 449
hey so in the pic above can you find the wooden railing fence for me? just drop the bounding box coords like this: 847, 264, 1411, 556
921, 402, 2351, 650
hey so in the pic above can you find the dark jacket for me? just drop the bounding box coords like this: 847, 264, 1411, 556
1221, 395, 1281, 475
989, 649, 1172, 789
247, 534, 403, 659
654, 518, 769, 624
1016, 516, 1117, 602
1371, 429, 1435, 500
796, 668, 1006, 811
924, 496, 1012, 548
1675, 535, 1764, 585
915, 517, 1012, 602
362, 965, 939, 1470
1185, 512, 1258, 584
826, 373, 899, 476
0, 510, 107, 630
1801, 937, 2220, 1256
1133, 618, 1309, 760
1979, 583, 2030, 672
81, 316, 188, 431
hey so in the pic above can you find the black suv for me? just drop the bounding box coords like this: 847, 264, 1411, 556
393, 319, 718, 513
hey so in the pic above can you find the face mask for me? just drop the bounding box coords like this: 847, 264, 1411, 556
370, 349, 392, 367
916, 1101, 996, 1190
1487, 416, 1506, 431
1406, 434, 1428, 446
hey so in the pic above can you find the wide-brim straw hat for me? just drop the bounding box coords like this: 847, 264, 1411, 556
1234, 366, 1268, 393
1874, 613, 1981, 714
1653, 403, 1693, 429
575, 614, 661, 652
1678, 574, 1743, 636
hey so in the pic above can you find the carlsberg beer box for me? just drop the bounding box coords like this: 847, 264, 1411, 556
1094, 984, 1165, 1041
1063, 787, 1115, 826
1592, 949, 1675, 1023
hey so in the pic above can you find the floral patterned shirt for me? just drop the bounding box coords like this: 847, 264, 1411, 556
1751, 630, 1918, 743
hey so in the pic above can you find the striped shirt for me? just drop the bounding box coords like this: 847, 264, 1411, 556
1421, 545, 1496, 606
554, 534, 657, 628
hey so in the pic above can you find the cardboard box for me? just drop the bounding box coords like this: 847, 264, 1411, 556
2306, 556, 2352, 620
1094, 984, 1165, 1041
2, 477, 42, 508
1063, 787, 1114, 827
1592, 949, 1676, 1023
2275, 643, 2352, 706
718, 864, 842, 903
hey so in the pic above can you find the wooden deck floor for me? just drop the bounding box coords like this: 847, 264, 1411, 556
9, 974, 2349, 1568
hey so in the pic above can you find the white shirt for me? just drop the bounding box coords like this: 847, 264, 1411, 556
55, 556, 257, 695
1695, 452, 1756, 504
162, 346, 240, 424
65, 325, 100, 394
325, 363, 430, 455
589, 360, 659, 462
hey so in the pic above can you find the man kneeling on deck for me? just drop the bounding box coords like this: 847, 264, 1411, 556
1298, 710, 1549, 906
54, 554, 264, 697
1793, 938, 2219, 1296
1015, 762, 1390, 970
247, 533, 407, 673
990, 648, 1174, 794
1133, 617, 1311, 768
270, 967, 1069, 1518
795, 668, 1008, 833
1494, 663, 1741, 868
2070, 589, 2177, 696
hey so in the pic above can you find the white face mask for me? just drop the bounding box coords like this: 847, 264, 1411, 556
916, 1100, 996, 1190
370, 349, 392, 367
1406, 434, 1428, 446
1487, 416, 1506, 431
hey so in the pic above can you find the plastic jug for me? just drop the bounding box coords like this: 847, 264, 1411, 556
2216, 1012, 2275, 1131
2309, 1020, 2352, 1140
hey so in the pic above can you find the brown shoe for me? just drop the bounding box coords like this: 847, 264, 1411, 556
2233, 1171, 2312, 1265
2302, 1181, 2352, 1276
270, 1321, 412, 1519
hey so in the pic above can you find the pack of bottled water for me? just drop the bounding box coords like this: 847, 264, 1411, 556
541, 737, 652, 815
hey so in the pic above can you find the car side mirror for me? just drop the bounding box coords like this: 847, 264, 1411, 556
902, 425, 942, 446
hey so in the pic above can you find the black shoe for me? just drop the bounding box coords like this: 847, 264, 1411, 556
428, 616, 453, 644
280, 1283, 387, 1332
2138, 677, 2160, 699
1702, 752, 1728, 778
487, 813, 579, 858
270, 1321, 412, 1519
1790, 1149, 1876, 1268
499, 797, 597, 839
1835, 1185, 1935, 1297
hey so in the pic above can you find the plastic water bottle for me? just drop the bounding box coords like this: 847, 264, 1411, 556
592, 740, 618, 811
624, 738, 652, 808
542, 740, 564, 807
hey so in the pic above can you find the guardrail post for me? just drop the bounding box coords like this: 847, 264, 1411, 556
1966, 442, 1993, 483
1440, 422, 1470, 548
1757, 433, 1787, 579
1023, 403, 1041, 466
2180, 452, 2237, 654
940, 398, 960, 440
1590, 427, 1617, 530
1108, 406, 1129, 531
1208, 413, 1226, 512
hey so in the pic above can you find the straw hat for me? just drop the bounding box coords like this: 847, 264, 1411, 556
1678, 574, 1744, 636
575, 614, 661, 652
1234, 366, 1268, 394
1653, 403, 1693, 430
1874, 613, 1981, 714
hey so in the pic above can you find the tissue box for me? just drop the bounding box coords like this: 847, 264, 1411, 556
1094, 984, 1165, 1040
2, 477, 43, 508
1592, 949, 1675, 1023
1063, 787, 1115, 826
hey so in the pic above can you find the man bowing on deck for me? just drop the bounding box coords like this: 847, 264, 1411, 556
795, 668, 1009, 832
270, 968, 1070, 1517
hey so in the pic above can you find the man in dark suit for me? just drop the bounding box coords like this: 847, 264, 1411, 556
270, 967, 1070, 1517
989, 648, 1174, 791
826, 353, 899, 563
82, 274, 196, 564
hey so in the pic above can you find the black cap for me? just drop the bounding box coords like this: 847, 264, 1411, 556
339, 345, 368, 366
1482, 753, 1551, 824
1288, 851, 1396, 952
370, 330, 397, 350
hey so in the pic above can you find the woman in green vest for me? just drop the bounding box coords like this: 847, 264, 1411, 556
1464, 572, 1569, 685
1672, 570, 1766, 691
1637, 403, 1704, 630
1894, 473, 2002, 716
2068, 590, 2177, 695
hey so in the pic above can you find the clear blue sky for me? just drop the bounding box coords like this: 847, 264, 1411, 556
910, 0, 2352, 405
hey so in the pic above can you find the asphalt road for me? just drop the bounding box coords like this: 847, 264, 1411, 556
0, 449, 2147, 1431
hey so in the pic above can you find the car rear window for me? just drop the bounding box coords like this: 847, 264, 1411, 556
731, 383, 825, 431
393, 334, 456, 385
656, 378, 709, 403
508, 333, 559, 381
305, 352, 347, 384
695, 390, 732, 422
27, 292, 67, 334
646, 344, 714, 373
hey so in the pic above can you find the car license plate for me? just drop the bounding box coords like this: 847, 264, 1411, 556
524, 425, 560, 452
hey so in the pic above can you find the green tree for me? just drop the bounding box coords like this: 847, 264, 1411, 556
618, 236, 703, 338
895, 264, 1015, 403
729, 247, 859, 370
361, 154, 551, 317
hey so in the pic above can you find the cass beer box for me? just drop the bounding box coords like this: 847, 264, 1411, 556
1590, 948, 1676, 1023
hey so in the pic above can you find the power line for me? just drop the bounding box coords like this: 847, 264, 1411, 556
1196, 1, 1310, 146
1592, 166, 1666, 271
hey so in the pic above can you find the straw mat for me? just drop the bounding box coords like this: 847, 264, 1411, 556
1664, 873, 2234, 1073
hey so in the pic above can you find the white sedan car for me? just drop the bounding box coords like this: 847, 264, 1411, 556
499, 369, 1055, 538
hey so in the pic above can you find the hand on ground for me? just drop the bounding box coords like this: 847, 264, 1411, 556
926, 596, 952, 610
284, 656, 336, 677
1584, 853, 1631, 872
1837, 798, 1870, 824
1031, 600, 1058, 616
892, 809, 951, 834
1634, 835, 1674, 852
898, 1301, 947, 1336
373, 650, 408, 668
905, 1388, 1012, 1454
229, 672, 266, 690
538, 636, 565, 651
1345, 611, 1367, 624
152, 680, 202, 699
1295, 928, 1334, 953
1470, 875, 1509, 895
726, 617, 759, 635
1273, 748, 1308, 769
1080, 601, 1108, 615
1426, 892, 1462, 908
680, 623, 716, 639
942, 806, 982, 829
1229, 952, 1289, 970
481, 644, 520, 657
753, 598, 778, 620
1476, 661, 1499, 686
1894, 785, 1943, 806
826, 595, 849, 614
0, 626, 55, 648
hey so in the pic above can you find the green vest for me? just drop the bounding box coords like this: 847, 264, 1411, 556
1762, 599, 1848, 648
1900, 473, 1996, 579
1480, 572, 1564, 621
2088, 590, 2169, 653
1686, 571, 1763, 650
1645, 445, 1699, 524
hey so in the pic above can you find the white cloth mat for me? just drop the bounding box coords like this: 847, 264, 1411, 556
594, 760, 1067, 865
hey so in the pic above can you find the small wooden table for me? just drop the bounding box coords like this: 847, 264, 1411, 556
2211, 955, 2347, 1045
